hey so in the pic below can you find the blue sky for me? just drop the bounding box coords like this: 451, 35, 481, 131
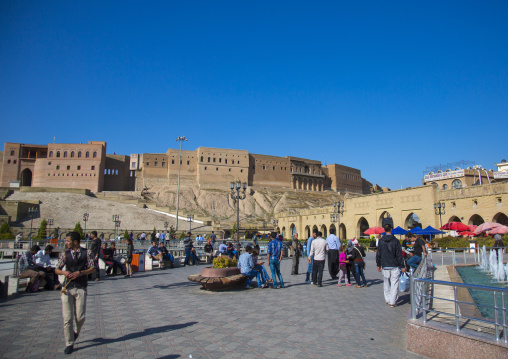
1, 1, 507, 189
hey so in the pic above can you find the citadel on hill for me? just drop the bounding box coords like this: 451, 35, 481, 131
0, 141, 375, 195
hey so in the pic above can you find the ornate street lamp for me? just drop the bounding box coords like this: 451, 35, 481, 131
47, 219, 54, 240
187, 215, 194, 232
175, 136, 188, 231
331, 201, 345, 241
112, 214, 120, 238
83, 212, 89, 248
28, 207, 38, 248
230, 180, 247, 246
434, 202, 445, 238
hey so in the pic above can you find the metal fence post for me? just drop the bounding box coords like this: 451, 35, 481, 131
494, 291, 499, 341
454, 286, 460, 332
502, 292, 507, 343
410, 274, 416, 320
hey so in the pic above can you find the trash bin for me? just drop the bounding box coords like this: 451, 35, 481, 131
132, 251, 145, 272
469, 241, 477, 254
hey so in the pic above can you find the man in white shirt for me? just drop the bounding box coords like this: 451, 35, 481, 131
308, 231, 328, 287
34, 245, 60, 290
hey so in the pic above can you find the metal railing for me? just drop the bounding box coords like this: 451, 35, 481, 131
429, 246, 506, 266
410, 254, 508, 344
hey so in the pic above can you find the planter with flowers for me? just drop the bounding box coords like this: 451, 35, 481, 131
188, 256, 247, 290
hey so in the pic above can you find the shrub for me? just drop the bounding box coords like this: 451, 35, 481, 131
0, 222, 12, 239
179, 231, 186, 240
124, 229, 129, 240
36, 219, 47, 239
212, 256, 238, 269
73, 222, 84, 239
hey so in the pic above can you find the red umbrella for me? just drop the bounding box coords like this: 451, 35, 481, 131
474, 222, 503, 234
468, 225, 477, 232
440, 222, 470, 231
364, 226, 385, 235
489, 225, 508, 235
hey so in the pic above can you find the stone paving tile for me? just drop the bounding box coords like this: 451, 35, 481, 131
0, 256, 428, 359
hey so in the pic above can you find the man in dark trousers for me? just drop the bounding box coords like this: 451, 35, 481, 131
55, 232, 95, 354
89, 231, 101, 281
376, 218, 406, 307
289, 233, 301, 275
326, 228, 340, 279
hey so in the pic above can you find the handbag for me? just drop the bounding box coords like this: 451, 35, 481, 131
339, 263, 346, 271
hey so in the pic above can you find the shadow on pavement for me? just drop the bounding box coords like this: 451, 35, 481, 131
157, 355, 181, 359
77, 322, 198, 351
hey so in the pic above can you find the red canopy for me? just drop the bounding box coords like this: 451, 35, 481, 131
440, 222, 469, 231
364, 226, 385, 235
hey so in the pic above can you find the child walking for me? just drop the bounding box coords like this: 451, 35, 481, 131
337, 245, 351, 287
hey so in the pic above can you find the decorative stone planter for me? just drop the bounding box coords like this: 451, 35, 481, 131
188, 266, 246, 291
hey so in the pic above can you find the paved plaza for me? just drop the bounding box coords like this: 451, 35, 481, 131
0, 255, 427, 359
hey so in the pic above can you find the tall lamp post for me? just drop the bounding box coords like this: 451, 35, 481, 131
187, 215, 194, 232
434, 202, 445, 238
83, 212, 89, 248
28, 207, 38, 248
175, 136, 188, 231
47, 219, 54, 240
331, 201, 345, 242
230, 180, 247, 247
112, 214, 120, 238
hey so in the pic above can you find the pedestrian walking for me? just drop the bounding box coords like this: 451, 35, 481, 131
326, 228, 340, 279
305, 229, 318, 283
89, 231, 101, 281
125, 237, 134, 277
308, 231, 328, 287
289, 233, 301, 275
376, 218, 406, 307
267, 231, 284, 288
55, 232, 95, 354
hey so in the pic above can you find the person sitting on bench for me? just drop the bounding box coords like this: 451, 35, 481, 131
147, 240, 167, 269
100, 242, 125, 275
34, 245, 61, 290
158, 242, 174, 268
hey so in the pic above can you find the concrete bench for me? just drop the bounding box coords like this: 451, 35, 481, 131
7, 276, 31, 296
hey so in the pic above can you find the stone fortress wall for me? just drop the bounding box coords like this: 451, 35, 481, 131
0, 141, 369, 195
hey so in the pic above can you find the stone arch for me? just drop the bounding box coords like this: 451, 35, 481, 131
339, 223, 347, 240
20, 168, 32, 186
276, 227, 280, 233
448, 215, 461, 223
303, 178, 308, 190
493, 212, 508, 226
282, 226, 286, 238
224, 230, 231, 239
452, 179, 463, 189
318, 181, 322, 191
298, 177, 302, 190
290, 223, 296, 237
468, 214, 484, 226
378, 211, 392, 227
329, 223, 336, 235
357, 217, 369, 238
320, 224, 327, 237
293, 177, 297, 189
404, 212, 421, 229
304, 225, 310, 239
312, 224, 318, 234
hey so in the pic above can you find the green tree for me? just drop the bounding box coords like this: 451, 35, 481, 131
179, 231, 186, 240
73, 222, 84, 239
124, 229, 129, 240
36, 219, 48, 239
169, 225, 176, 239
232, 222, 237, 236
0, 222, 13, 239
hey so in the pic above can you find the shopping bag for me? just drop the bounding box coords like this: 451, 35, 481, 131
399, 272, 410, 292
